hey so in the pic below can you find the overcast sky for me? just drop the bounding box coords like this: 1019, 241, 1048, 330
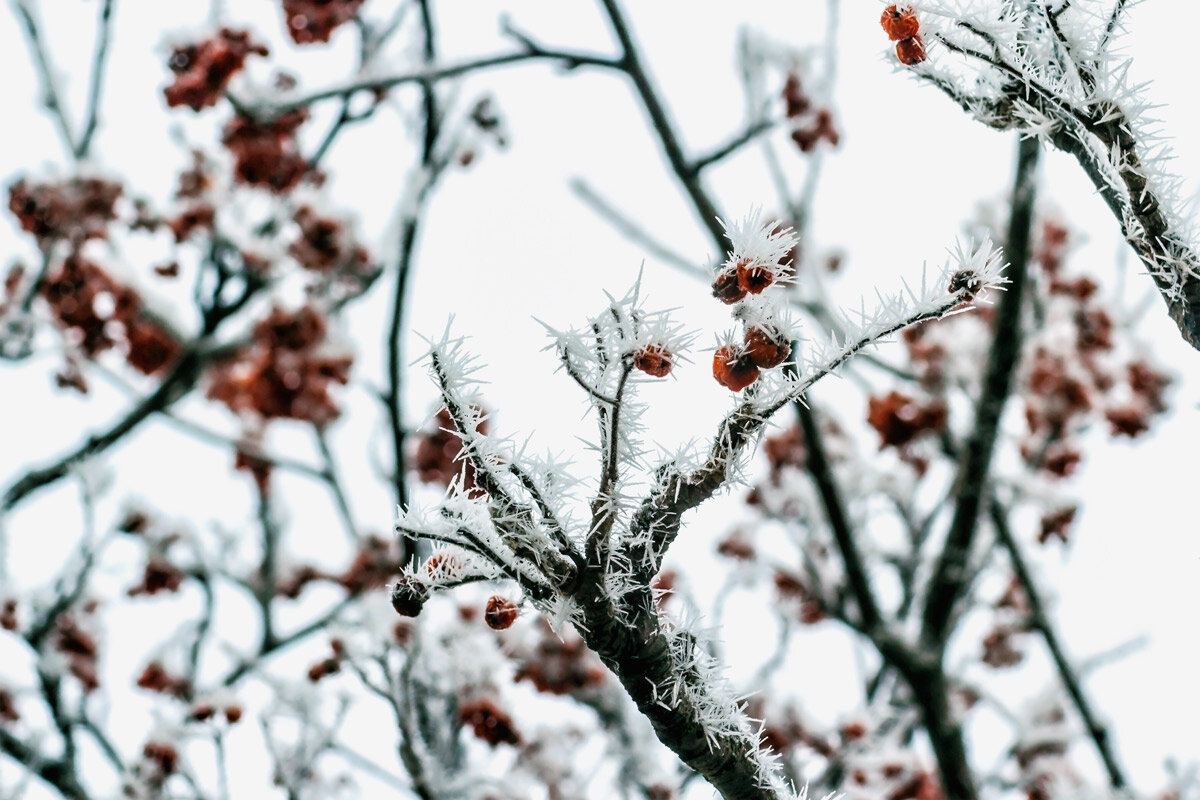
2, 1, 1199, 795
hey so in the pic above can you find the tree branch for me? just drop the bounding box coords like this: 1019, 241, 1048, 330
988, 497, 1127, 789
921, 134, 1040, 649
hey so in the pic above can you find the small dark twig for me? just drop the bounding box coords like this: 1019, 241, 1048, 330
989, 498, 1127, 789
689, 118, 777, 175
75, 0, 116, 160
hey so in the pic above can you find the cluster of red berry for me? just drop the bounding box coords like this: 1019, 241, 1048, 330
881, 5, 927, 66
708, 226, 794, 391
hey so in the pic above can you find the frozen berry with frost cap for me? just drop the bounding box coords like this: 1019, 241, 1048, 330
713, 344, 760, 391
719, 210, 798, 298
736, 259, 776, 295
948, 268, 982, 300
881, 5, 920, 41
390, 573, 429, 617
633, 343, 674, 377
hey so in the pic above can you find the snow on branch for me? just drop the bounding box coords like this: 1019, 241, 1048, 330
889, 0, 1200, 350
392, 229, 1001, 800
625, 238, 1005, 577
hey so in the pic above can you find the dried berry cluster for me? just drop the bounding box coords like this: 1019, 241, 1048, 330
712, 321, 792, 392
52, 611, 101, 692
307, 639, 346, 682
881, 5, 926, 66
137, 661, 193, 699
8, 176, 122, 246
222, 110, 311, 193
290, 206, 372, 275
40, 255, 180, 376
513, 623, 606, 696
127, 554, 186, 597
782, 72, 840, 153
773, 569, 827, 625
979, 577, 1031, 669
163, 28, 268, 111
207, 305, 352, 430
709, 216, 797, 391
275, 536, 406, 599
1020, 220, 1171, 483
866, 390, 948, 452
281, 0, 365, 44
458, 696, 521, 747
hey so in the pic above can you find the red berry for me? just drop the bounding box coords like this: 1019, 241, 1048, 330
713, 345, 760, 392
881, 5, 920, 41
896, 35, 927, 66
736, 260, 775, 295
391, 574, 428, 617
484, 595, 518, 630
712, 269, 747, 304
633, 344, 674, 377
743, 328, 791, 369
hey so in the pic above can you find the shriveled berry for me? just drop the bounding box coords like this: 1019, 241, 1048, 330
736, 261, 775, 294
948, 269, 982, 300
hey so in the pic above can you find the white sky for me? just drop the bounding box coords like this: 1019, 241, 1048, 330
1, 0, 1199, 796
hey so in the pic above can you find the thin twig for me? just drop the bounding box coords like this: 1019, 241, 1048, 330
11, 0, 76, 158
75, 0, 116, 160
988, 498, 1127, 788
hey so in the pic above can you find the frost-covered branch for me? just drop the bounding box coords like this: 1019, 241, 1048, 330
393, 224, 1001, 799
900, 0, 1200, 350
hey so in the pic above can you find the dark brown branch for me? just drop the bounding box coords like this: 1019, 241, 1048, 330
920, 134, 1039, 649
595, 0, 727, 252
0, 728, 89, 800
254, 48, 622, 118
11, 0, 76, 158
689, 118, 777, 175
587, 361, 634, 572
75, 0, 115, 160
387, 215, 420, 533
254, 486, 280, 649
574, 577, 787, 800
988, 498, 1127, 789
2, 345, 208, 511
792, 399, 883, 633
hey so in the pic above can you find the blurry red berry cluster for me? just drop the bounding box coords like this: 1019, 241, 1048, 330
207, 305, 352, 427
40, 254, 180, 376
222, 110, 311, 193
782, 73, 840, 153
163, 28, 268, 111
282, 0, 365, 45
8, 176, 122, 246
